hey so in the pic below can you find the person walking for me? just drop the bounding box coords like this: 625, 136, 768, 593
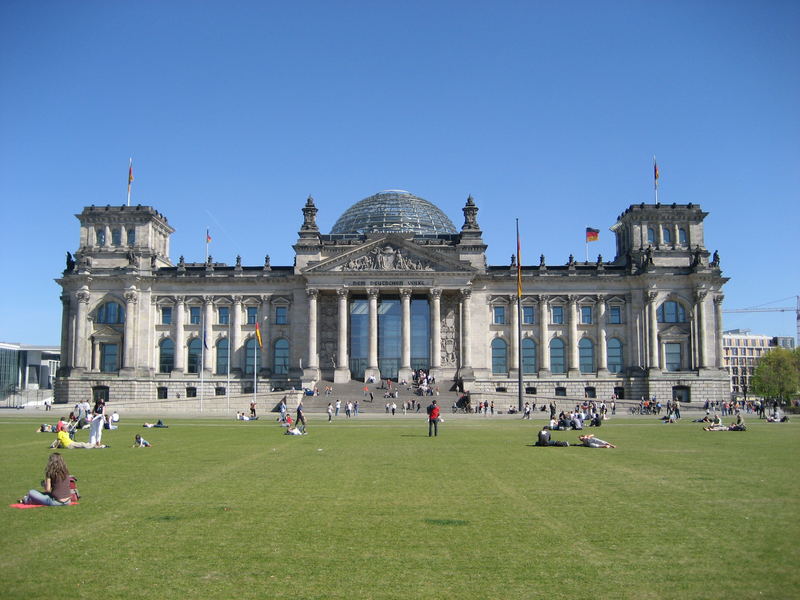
327, 402, 333, 422
296, 400, 307, 432
335, 399, 341, 417
89, 397, 106, 447
427, 399, 440, 437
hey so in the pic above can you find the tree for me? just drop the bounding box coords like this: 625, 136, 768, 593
750, 347, 800, 401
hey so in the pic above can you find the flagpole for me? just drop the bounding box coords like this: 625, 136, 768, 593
126, 158, 132, 207
200, 312, 205, 413
516, 218, 523, 413
205, 228, 209, 262
253, 336, 257, 409
585, 224, 589, 262
226, 319, 231, 413
653, 156, 659, 204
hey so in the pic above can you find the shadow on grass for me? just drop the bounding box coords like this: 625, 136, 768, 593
423, 518, 469, 526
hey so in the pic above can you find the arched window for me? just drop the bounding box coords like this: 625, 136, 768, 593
647, 227, 655, 244
159, 338, 174, 373
607, 338, 624, 374
216, 338, 229, 375
662, 226, 672, 244
273, 338, 289, 375
678, 228, 688, 244
97, 301, 125, 324
244, 338, 262, 375
521, 338, 537, 374
491, 338, 508, 374
187, 338, 202, 374
550, 338, 566, 374
657, 301, 687, 323
579, 338, 595, 373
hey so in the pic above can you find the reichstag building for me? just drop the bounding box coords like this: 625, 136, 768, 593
55, 190, 730, 405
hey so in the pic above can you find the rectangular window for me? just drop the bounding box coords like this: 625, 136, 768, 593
551, 306, 564, 325
665, 343, 682, 371
522, 306, 534, 324
581, 306, 592, 324
493, 306, 505, 325
275, 306, 288, 324
111, 228, 122, 246
100, 343, 118, 373
608, 306, 622, 324
189, 307, 201, 325
215, 387, 226, 396
246, 306, 258, 325
96, 228, 106, 246
161, 307, 172, 325
157, 387, 168, 399
127, 228, 136, 245
218, 306, 229, 325
186, 387, 197, 398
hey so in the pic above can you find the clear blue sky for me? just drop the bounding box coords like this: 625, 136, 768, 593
1, 0, 798, 346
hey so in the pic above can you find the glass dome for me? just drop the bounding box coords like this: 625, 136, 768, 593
330, 190, 457, 236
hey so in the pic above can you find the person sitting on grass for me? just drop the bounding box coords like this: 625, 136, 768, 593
132, 434, 151, 447
535, 426, 569, 447
51, 429, 107, 449
578, 434, 616, 448
285, 426, 305, 435
19, 453, 75, 506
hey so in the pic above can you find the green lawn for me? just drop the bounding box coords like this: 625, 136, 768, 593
1, 413, 797, 599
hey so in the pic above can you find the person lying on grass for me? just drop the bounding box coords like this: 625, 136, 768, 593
578, 434, 616, 448
143, 420, 168, 428
50, 429, 108, 449
132, 434, 151, 447
19, 453, 74, 506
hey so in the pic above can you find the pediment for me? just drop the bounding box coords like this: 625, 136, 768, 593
660, 324, 689, 337
303, 235, 475, 274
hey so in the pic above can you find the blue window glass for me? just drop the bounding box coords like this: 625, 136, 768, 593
550, 339, 566, 373
665, 343, 682, 371
111, 228, 122, 246
159, 338, 174, 373
607, 338, 623, 374
97, 302, 125, 324
187, 338, 202, 374
189, 307, 201, 325
349, 299, 368, 379
100, 343, 118, 373
216, 338, 229, 375
273, 338, 289, 375
218, 306, 229, 325
244, 338, 261, 375
581, 306, 592, 324
378, 299, 401, 379
608, 306, 622, 324
493, 306, 505, 325
127, 228, 136, 245
491, 338, 508, 374
663, 226, 672, 244
657, 301, 686, 323
579, 338, 595, 373
551, 306, 564, 325
678, 228, 687, 244
410, 298, 430, 372
522, 338, 537, 374
522, 306, 535, 324
246, 306, 258, 325
161, 307, 172, 325
96, 228, 106, 246
647, 227, 655, 244
275, 306, 288, 324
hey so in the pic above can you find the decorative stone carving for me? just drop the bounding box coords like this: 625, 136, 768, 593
235, 255, 242, 268
399, 287, 412, 299
306, 288, 319, 299
76, 290, 91, 304
711, 250, 720, 268
263, 255, 271, 271
462, 195, 480, 230
65, 252, 76, 273
301, 196, 318, 231
124, 290, 138, 304
367, 288, 379, 299
440, 295, 459, 367
343, 245, 433, 271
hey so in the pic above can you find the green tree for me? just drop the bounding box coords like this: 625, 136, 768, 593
750, 347, 800, 401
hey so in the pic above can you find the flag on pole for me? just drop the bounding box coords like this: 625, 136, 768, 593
255, 322, 263, 348
653, 156, 660, 189
586, 227, 600, 242
515, 220, 523, 298
206, 229, 212, 243
128, 159, 134, 188
203, 324, 209, 350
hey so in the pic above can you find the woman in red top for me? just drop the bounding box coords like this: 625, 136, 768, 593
427, 400, 440, 437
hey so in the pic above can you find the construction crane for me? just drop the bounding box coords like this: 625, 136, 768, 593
722, 295, 800, 346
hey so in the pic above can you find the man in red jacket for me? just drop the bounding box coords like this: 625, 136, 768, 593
427, 399, 440, 437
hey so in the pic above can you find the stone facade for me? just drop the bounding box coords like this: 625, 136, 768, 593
55, 195, 730, 406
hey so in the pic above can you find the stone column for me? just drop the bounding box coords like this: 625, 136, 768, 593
509, 295, 519, 376
647, 292, 660, 370
430, 289, 442, 370
367, 288, 379, 378
173, 297, 185, 373
334, 288, 350, 383
123, 289, 137, 370
695, 290, 709, 369
400, 288, 412, 380
714, 294, 725, 369
568, 295, 579, 375
306, 289, 319, 378
596, 295, 608, 374
60, 294, 71, 369
459, 288, 473, 378
91, 339, 100, 371
74, 290, 90, 370
203, 296, 213, 372
539, 296, 550, 374
231, 296, 242, 373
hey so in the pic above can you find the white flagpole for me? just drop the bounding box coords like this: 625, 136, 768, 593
585, 225, 589, 262
226, 319, 231, 412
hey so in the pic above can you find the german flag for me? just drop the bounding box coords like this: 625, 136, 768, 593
255, 322, 263, 348
586, 227, 599, 242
